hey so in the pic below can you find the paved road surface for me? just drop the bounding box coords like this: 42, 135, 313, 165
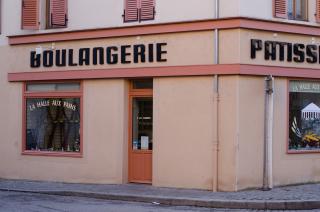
0, 191, 318, 212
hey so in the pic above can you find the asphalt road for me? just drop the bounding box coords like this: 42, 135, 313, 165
0, 191, 318, 212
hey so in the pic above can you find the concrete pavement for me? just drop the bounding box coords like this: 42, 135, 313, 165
0, 190, 239, 212
0, 179, 320, 210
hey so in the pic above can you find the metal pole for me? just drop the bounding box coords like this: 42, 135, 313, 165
213, 75, 219, 191
214, 29, 219, 65
213, 0, 220, 191
215, 0, 219, 19
263, 75, 274, 190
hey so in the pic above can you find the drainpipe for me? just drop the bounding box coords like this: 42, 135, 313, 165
215, 0, 219, 19
263, 75, 274, 190
213, 75, 219, 192
214, 0, 219, 64
213, 0, 220, 192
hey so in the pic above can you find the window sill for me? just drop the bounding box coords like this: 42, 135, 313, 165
273, 17, 314, 25
46, 26, 68, 30
22, 150, 83, 158
287, 150, 320, 154
287, 18, 308, 22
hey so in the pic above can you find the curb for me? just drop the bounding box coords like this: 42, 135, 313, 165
1, 188, 320, 210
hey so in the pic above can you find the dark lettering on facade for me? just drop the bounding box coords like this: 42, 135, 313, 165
92, 47, 104, 65
30, 43, 168, 68
121, 45, 131, 64
30, 52, 41, 68
156, 43, 167, 62
251, 39, 320, 64
79, 48, 90, 66
56, 49, 67, 67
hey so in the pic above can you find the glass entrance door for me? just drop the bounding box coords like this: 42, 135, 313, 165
128, 79, 153, 184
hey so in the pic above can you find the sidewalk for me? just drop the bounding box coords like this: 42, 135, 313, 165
0, 179, 320, 210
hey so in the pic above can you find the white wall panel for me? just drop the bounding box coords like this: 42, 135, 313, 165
1, 0, 320, 47
1, 0, 215, 40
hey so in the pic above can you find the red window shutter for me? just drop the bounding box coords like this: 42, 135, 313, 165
50, 0, 68, 27
273, 0, 288, 19
316, 0, 320, 23
124, 0, 139, 22
22, 0, 39, 29
139, 0, 155, 21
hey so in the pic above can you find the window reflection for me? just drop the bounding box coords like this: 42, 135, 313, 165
288, 0, 307, 21
132, 98, 153, 150
289, 81, 320, 151
26, 98, 81, 152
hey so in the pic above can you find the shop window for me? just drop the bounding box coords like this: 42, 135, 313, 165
288, 0, 308, 20
123, 0, 155, 22
22, 0, 68, 30
289, 80, 320, 153
24, 82, 82, 156
273, 0, 308, 21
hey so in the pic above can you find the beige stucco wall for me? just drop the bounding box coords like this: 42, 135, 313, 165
219, 29, 241, 64
3, 61, 320, 190
217, 76, 238, 191
273, 78, 320, 186
8, 31, 214, 73
0, 69, 129, 183
153, 76, 214, 190
213, 75, 264, 192
236, 76, 265, 190
234, 76, 320, 190
3, 24, 320, 190
83, 79, 128, 184
0, 46, 23, 179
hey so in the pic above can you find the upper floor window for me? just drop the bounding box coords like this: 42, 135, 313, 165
288, 0, 308, 20
22, 0, 68, 30
273, 0, 309, 21
123, 0, 155, 23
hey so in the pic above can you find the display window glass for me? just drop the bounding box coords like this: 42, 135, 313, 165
23, 82, 82, 156
26, 98, 80, 152
132, 79, 153, 89
289, 80, 320, 152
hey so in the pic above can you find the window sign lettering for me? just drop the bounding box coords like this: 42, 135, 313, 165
290, 81, 320, 93
28, 99, 77, 112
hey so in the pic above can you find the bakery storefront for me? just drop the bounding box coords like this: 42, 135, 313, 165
3, 20, 320, 191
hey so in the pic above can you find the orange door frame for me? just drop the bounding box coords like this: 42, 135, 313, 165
128, 83, 153, 184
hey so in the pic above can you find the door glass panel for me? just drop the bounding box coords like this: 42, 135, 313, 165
132, 97, 153, 150
132, 79, 153, 89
